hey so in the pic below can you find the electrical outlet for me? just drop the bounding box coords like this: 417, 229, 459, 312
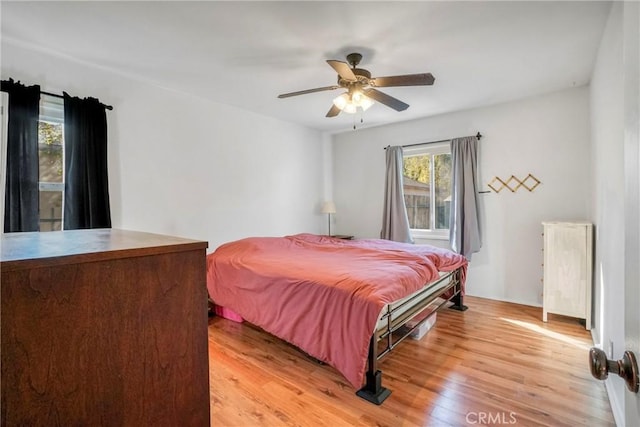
608, 340, 614, 359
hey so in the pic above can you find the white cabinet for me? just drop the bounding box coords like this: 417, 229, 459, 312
542, 221, 593, 330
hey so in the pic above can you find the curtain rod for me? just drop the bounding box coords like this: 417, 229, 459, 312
384, 132, 482, 150
41, 90, 113, 111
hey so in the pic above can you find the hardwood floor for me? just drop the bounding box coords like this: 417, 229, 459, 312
209, 296, 615, 426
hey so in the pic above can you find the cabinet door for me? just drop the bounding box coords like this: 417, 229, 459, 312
544, 225, 588, 318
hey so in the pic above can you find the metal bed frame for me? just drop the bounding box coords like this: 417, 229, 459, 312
356, 267, 467, 404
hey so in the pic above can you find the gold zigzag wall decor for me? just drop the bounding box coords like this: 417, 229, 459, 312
487, 174, 541, 193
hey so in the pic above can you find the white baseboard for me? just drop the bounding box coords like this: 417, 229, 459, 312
605, 379, 624, 427
464, 293, 542, 308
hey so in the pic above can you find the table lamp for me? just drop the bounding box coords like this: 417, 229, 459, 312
321, 201, 336, 236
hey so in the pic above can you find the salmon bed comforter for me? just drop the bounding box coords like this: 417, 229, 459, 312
206, 233, 467, 388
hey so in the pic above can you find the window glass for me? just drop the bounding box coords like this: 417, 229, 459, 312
402, 143, 451, 236
38, 95, 64, 231
403, 154, 431, 230
434, 153, 451, 230
38, 121, 63, 183
38, 190, 63, 231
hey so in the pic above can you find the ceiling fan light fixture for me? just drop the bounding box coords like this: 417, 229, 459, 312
332, 93, 350, 110
343, 103, 358, 114
332, 91, 374, 114
358, 95, 374, 111
351, 90, 365, 103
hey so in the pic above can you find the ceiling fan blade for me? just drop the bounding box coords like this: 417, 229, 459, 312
364, 88, 410, 111
326, 104, 341, 118
278, 85, 339, 98
371, 73, 435, 87
326, 60, 357, 82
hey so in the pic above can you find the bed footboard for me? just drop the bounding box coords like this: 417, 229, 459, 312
356, 267, 466, 404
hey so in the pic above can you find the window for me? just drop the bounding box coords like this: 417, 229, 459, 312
38, 95, 64, 231
402, 142, 451, 239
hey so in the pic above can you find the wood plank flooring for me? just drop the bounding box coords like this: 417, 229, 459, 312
208, 296, 615, 426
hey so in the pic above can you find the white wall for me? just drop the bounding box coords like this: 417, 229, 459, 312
1, 41, 326, 250
332, 87, 591, 306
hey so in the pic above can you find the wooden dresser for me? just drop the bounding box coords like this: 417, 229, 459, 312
1, 229, 210, 426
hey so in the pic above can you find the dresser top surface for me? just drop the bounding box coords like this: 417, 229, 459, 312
1, 229, 208, 268
542, 221, 593, 226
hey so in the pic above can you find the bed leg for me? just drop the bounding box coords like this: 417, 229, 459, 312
450, 291, 468, 311
356, 335, 391, 405
357, 370, 391, 405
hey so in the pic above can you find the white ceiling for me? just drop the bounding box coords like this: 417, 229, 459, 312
1, 1, 611, 134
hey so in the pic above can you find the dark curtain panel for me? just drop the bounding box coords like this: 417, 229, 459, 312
1, 79, 41, 232
63, 93, 111, 229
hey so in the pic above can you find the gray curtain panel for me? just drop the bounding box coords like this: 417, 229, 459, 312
381, 146, 414, 243
449, 136, 482, 259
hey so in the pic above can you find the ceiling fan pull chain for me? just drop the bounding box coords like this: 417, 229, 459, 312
352, 109, 365, 130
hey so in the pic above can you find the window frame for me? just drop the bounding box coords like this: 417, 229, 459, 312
403, 141, 451, 240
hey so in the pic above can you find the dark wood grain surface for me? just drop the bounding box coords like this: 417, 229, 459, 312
1, 228, 206, 270
1, 229, 210, 426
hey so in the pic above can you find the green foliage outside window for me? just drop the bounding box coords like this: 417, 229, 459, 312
38, 121, 63, 231
403, 152, 452, 231
403, 154, 451, 190
38, 121, 63, 179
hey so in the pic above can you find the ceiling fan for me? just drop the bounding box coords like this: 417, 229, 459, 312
277, 52, 435, 118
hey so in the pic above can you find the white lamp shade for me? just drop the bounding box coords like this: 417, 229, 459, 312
321, 201, 336, 214
358, 95, 374, 111
342, 103, 357, 114
332, 93, 349, 110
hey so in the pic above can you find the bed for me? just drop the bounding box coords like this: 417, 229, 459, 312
206, 233, 468, 404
